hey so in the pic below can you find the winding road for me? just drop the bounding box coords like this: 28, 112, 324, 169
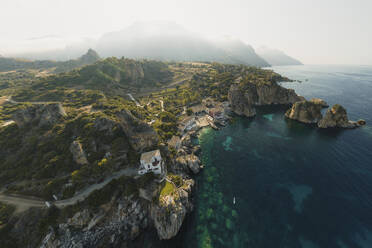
127, 93, 141, 107
0, 167, 138, 213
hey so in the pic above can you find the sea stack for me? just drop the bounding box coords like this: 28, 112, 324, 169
285, 100, 323, 124
318, 104, 359, 128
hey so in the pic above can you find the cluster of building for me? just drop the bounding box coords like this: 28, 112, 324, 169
137, 98, 230, 176
178, 98, 229, 135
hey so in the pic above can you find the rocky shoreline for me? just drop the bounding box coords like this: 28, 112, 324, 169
285, 100, 366, 129
5, 74, 366, 247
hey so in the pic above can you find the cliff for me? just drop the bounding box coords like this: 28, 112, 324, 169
228, 81, 304, 117
40, 195, 148, 247
150, 179, 194, 240
286, 102, 366, 129
318, 104, 362, 128
12, 103, 66, 128
116, 109, 159, 152
285, 100, 324, 124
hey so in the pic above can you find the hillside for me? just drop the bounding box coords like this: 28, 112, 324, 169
0, 49, 100, 73
8, 57, 174, 101
256, 46, 303, 66
0, 59, 289, 247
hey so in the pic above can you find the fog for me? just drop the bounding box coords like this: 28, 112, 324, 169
1, 0, 372, 65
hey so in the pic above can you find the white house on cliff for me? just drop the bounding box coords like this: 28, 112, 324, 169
138, 149, 163, 175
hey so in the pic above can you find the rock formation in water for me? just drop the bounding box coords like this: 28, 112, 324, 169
228, 81, 304, 117
310, 98, 329, 108
150, 179, 194, 240
318, 104, 361, 128
12, 103, 66, 127
285, 100, 324, 124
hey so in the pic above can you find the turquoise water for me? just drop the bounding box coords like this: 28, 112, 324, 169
154, 65, 372, 248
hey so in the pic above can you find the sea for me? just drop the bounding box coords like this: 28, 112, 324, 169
146, 65, 372, 248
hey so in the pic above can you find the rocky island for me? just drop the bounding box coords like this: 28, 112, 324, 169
286, 100, 366, 129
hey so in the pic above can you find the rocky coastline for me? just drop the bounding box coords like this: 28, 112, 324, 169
3, 70, 366, 248
286, 100, 366, 129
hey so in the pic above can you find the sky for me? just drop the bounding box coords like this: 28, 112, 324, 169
1, 0, 372, 65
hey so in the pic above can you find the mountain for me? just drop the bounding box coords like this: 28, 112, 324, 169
256, 46, 302, 66
13, 57, 174, 99
96, 21, 269, 67
0, 49, 100, 73
53, 48, 100, 73
212, 36, 269, 67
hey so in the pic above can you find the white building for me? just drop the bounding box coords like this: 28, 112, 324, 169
138, 149, 163, 175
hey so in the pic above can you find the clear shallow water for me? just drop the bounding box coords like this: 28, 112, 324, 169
148, 65, 372, 248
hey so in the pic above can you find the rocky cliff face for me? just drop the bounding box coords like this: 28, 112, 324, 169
228, 84, 256, 117
40, 195, 148, 248
318, 104, 358, 128
150, 179, 194, 240
286, 102, 366, 129
13, 103, 66, 128
69, 140, 88, 165
310, 98, 329, 108
176, 154, 201, 174
228, 81, 304, 117
285, 100, 324, 124
116, 110, 158, 152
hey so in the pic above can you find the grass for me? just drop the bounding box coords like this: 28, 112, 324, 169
160, 181, 176, 197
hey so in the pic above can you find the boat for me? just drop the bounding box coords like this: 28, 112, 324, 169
233, 196, 236, 205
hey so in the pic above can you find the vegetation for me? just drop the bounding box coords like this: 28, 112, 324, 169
160, 181, 176, 197
0, 58, 290, 241
0, 49, 99, 73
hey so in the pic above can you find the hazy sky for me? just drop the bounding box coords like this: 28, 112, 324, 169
1, 0, 372, 65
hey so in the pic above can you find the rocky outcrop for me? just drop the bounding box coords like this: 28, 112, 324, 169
150, 179, 194, 240
285, 100, 323, 124
70, 140, 88, 165
116, 109, 158, 152
176, 154, 201, 174
228, 81, 304, 117
228, 84, 256, 117
357, 119, 366, 126
310, 98, 329, 108
13, 103, 66, 127
318, 104, 359, 128
40, 195, 148, 247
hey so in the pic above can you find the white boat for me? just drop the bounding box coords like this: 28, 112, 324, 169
233, 196, 236, 205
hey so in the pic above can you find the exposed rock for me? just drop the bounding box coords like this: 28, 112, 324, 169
228, 81, 304, 117
116, 109, 158, 152
70, 140, 88, 165
13, 103, 66, 127
176, 154, 201, 174
93, 117, 116, 134
318, 104, 357, 128
357, 119, 366, 126
67, 209, 91, 228
40, 195, 148, 247
228, 83, 256, 117
151, 179, 194, 240
285, 100, 323, 124
310, 98, 329, 108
